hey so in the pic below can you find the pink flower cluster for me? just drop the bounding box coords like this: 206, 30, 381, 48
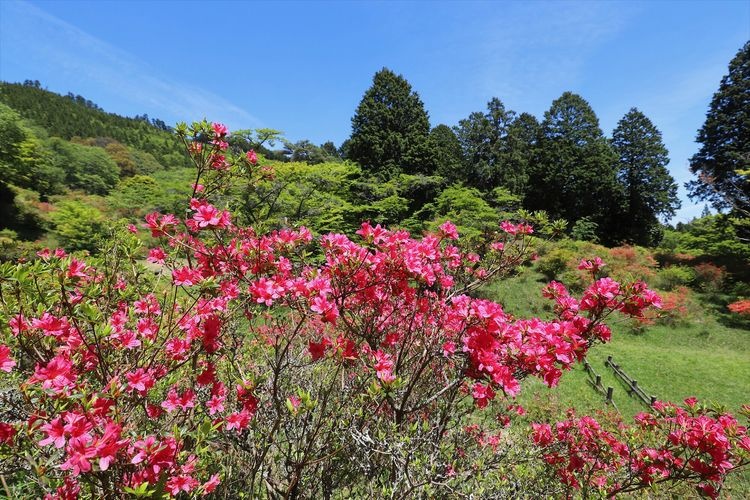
531, 400, 750, 498
1, 120, 742, 498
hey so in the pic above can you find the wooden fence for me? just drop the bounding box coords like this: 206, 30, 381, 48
582, 359, 618, 412
604, 355, 657, 407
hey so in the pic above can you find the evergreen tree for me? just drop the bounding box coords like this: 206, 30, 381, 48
320, 141, 341, 161
527, 92, 620, 242
429, 124, 463, 184
454, 110, 493, 188
687, 42, 750, 219
504, 112, 540, 198
348, 68, 434, 178
453, 100, 537, 196
454, 98, 516, 191
611, 108, 680, 245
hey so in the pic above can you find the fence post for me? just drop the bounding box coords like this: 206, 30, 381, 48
650, 396, 657, 406
606, 387, 613, 404
595, 375, 601, 387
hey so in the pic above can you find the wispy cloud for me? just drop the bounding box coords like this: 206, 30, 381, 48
472, 1, 636, 111
0, 1, 262, 128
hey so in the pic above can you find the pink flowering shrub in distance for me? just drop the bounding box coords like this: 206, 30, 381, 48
0, 121, 747, 498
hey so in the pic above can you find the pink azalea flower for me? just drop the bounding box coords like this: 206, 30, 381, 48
0, 345, 15, 372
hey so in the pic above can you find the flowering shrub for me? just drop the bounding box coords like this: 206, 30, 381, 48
535, 242, 659, 293
531, 400, 750, 499
654, 286, 695, 326
693, 262, 727, 292
0, 121, 746, 498
728, 299, 750, 316
607, 245, 658, 283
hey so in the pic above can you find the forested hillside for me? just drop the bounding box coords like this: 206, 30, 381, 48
1, 60, 747, 267
0, 81, 188, 169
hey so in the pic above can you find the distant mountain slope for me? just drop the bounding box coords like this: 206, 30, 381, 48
0, 81, 189, 168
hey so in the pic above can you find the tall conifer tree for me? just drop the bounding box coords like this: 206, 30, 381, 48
688, 42, 750, 221
348, 69, 433, 178
611, 108, 680, 245
429, 124, 463, 184
527, 92, 619, 241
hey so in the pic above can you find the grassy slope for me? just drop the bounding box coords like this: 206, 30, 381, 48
481, 268, 750, 496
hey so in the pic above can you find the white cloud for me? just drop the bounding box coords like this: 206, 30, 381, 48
0, 0, 262, 129
473, 1, 636, 110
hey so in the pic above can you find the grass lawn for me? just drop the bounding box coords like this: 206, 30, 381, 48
481, 268, 750, 496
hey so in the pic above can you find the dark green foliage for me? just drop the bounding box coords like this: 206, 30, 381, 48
348, 68, 435, 177
320, 141, 341, 160
454, 110, 493, 188
429, 124, 463, 183
0, 184, 45, 240
526, 92, 620, 243
687, 42, 750, 218
46, 138, 120, 195
504, 112, 540, 197
454, 98, 514, 191
0, 82, 189, 169
281, 139, 342, 164
454, 100, 538, 196
611, 108, 680, 246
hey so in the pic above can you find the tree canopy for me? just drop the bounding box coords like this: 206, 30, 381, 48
348, 68, 434, 178
687, 41, 750, 219
526, 92, 620, 242
611, 108, 680, 245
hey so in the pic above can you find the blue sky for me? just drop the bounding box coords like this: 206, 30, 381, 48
1, 0, 748, 222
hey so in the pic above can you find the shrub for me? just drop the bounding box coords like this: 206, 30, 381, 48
48, 199, 107, 252
693, 262, 727, 292
570, 216, 599, 242
655, 265, 696, 291
607, 245, 658, 283
728, 299, 750, 316
0, 121, 745, 498
536, 248, 576, 281
655, 286, 695, 326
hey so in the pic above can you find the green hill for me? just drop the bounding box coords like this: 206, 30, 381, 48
0, 81, 188, 169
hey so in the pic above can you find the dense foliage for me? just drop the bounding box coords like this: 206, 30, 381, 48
611, 108, 680, 246
526, 92, 621, 243
1, 122, 746, 499
688, 42, 750, 222
348, 69, 435, 178
0, 82, 189, 170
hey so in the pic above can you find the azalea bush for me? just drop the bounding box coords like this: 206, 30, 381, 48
0, 121, 747, 498
728, 299, 750, 317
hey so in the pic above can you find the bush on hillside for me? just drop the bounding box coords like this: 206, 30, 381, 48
655, 265, 696, 291
693, 262, 727, 292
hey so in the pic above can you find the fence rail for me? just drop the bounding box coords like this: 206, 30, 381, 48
604, 356, 657, 407
582, 359, 618, 412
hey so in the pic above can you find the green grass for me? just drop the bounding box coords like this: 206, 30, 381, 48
481, 268, 750, 495
482, 269, 750, 416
